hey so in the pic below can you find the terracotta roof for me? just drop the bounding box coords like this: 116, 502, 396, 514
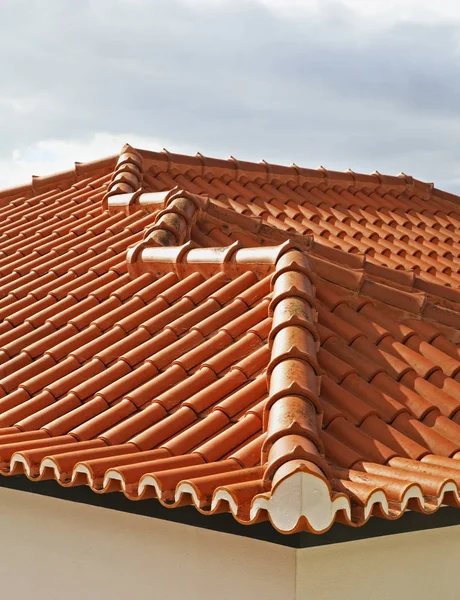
2, 144, 460, 534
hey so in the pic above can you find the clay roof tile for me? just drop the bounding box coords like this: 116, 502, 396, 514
2, 145, 460, 533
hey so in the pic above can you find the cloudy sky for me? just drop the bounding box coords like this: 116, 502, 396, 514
1, 0, 460, 192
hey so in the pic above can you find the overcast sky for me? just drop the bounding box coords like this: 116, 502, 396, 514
1, 0, 460, 192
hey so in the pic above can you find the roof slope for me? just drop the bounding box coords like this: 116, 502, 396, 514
2, 145, 460, 534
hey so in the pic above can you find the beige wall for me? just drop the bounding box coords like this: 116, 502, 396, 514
297, 523, 460, 600
0, 487, 295, 600
2, 486, 460, 600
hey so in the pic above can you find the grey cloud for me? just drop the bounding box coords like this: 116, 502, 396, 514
1, 0, 460, 191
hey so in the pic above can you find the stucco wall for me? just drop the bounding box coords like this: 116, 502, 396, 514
297, 523, 460, 600
2, 486, 460, 600
0, 487, 295, 600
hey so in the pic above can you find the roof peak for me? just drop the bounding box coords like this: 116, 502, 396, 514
3, 141, 458, 208
127, 143, 435, 198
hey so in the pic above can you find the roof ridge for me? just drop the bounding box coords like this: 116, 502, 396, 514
133, 145, 437, 199
107, 185, 331, 505
102, 144, 144, 210
3, 142, 460, 212
104, 142, 460, 215
0, 155, 117, 204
